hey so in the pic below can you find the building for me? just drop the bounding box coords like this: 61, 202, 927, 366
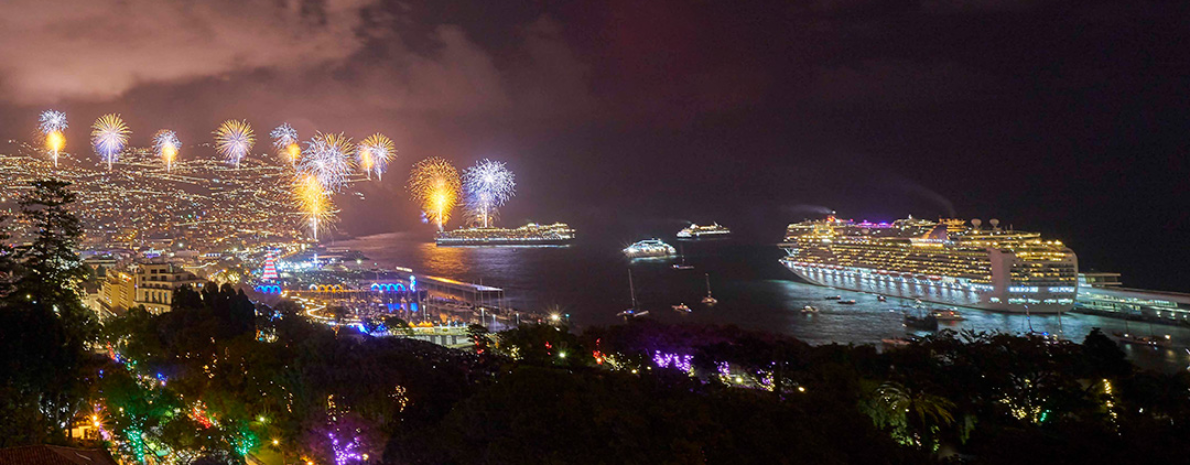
98, 262, 206, 315
134, 262, 206, 314
1075, 272, 1190, 324
98, 269, 135, 315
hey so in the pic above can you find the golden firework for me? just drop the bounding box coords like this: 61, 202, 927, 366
292, 173, 334, 241
407, 157, 460, 231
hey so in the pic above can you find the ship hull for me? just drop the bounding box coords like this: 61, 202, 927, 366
781, 260, 1074, 314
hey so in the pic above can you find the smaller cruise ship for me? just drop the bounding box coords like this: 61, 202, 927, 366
677, 223, 731, 238
623, 239, 677, 258
436, 222, 575, 246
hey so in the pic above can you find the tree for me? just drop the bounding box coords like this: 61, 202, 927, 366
0, 180, 98, 445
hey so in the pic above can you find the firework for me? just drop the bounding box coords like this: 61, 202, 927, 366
39, 110, 68, 167
463, 159, 516, 228
358, 133, 396, 181
91, 114, 130, 171
299, 132, 354, 192
214, 120, 255, 167
271, 123, 300, 166
153, 130, 180, 172
292, 173, 335, 241
407, 157, 461, 231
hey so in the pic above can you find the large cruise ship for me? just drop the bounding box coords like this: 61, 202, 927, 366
779, 216, 1078, 314
436, 223, 575, 246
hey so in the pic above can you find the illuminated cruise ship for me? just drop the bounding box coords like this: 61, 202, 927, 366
435, 223, 575, 246
624, 239, 677, 258
779, 216, 1078, 314
677, 222, 731, 238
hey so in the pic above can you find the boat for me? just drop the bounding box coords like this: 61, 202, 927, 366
701, 273, 718, 306
672, 303, 692, 313
616, 309, 650, 318
838, 299, 856, 305
619, 269, 650, 319
436, 222, 575, 246
1111, 319, 1171, 348
931, 309, 965, 321
824, 295, 841, 300
904, 312, 939, 331
677, 222, 732, 238
1113, 332, 1172, 348
672, 244, 695, 269
801, 305, 819, 314
881, 337, 912, 350
779, 215, 1079, 314
623, 239, 677, 258
877, 295, 887, 302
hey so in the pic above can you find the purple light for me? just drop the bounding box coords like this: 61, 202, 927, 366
329, 433, 363, 465
652, 351, 693, 372
717, 362, 731, 377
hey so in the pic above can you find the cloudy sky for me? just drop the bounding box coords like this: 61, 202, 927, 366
0, 0, 1187, 289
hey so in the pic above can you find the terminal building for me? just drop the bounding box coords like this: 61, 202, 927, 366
1075, 272, 1190, 325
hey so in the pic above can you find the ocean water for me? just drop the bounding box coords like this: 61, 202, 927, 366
335, 229, 1190, 372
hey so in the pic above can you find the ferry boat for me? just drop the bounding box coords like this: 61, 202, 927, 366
623, 239, 677, 258
677, 222, 731, 238
779, 215, 1078, 314
436, 222, 575, 246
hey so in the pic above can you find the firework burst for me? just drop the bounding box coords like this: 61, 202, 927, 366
299, 132, 355, 192
91, 114, 130, 171
271, 123, 300, 167
39, 110, 68, 134
358, 133, 396, 181
463, 159, 516, 228
153, 130, 181, 172
407, 157, 461, 231
214, 120, 255, 167
292, 173, 335, 241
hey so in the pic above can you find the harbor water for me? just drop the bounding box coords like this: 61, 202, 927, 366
336, 228, 1190, 372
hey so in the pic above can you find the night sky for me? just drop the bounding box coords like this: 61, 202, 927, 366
0, 0, 1187, 291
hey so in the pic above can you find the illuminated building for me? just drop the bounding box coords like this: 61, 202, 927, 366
1075, 272, 1190, 323
99, 269, 136, 314
134, 262, 206, 314
779, 216, 1078, 314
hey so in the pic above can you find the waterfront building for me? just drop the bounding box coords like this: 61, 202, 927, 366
780, 216, 1079, 313
1075, 272, 1190, 324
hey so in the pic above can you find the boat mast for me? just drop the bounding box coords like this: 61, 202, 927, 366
628, 269, 638, 310
705, 273, 713, 297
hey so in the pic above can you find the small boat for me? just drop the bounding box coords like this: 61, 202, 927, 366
903, 312, 939, 331
616, 309, 649, 318
701, 273, 718, 306
618, 270, 649, 319
672, 303, 692, 313
672, 244, 695, 269
1113, 332, 1172, 348
877, 295, 887, 302
881, 337, 911, 350
931, 309, 964, 321
801, 305, 819, 314
824, 295, 841, 300
838, 299, 856, 305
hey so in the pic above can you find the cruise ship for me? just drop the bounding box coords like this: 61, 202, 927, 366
677, 223, 732, 238
624, 239, 677, 258
779, 216, 1078, 314
435, 223, 575, 246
